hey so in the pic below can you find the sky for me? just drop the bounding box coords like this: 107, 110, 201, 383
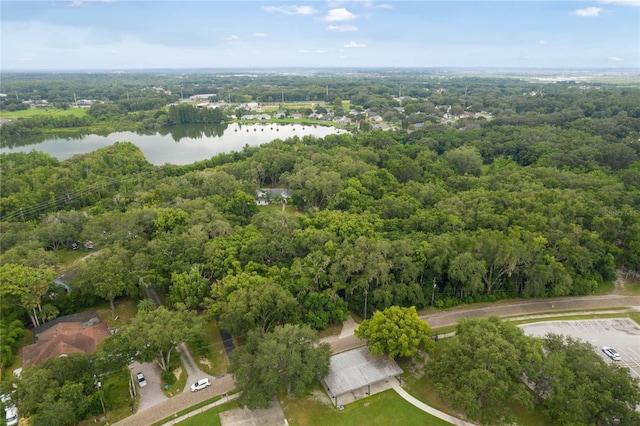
1, 0, 639, 71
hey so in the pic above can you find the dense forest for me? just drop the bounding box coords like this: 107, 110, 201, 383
1, 73, 639, 317
1, 70, 640, 425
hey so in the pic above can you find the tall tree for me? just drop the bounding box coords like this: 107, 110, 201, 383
0, 263, 56, 328
429, 317, 540, 425
355, 306, 435, 359
218, 280, 300, 337
530, 334, 640, 426
169, 264, 210, 309
72, 246, 137, 313
229, 324, 331, 409
107, 306, 204, 372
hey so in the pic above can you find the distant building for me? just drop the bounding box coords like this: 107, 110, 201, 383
255, 188, 292, 206
189, 94, 216, 101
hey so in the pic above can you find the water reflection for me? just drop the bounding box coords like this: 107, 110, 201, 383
0, 123, 344, 165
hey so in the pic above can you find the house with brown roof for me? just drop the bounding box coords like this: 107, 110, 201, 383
21, 312, 111, 369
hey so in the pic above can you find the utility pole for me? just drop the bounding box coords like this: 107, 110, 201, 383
431, 278, 437, 307
364, 289, 368, 320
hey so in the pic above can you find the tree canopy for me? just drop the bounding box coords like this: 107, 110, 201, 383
229, 324, 331, 409
106, 305, 204, 372
428, 317, 640, 425
355, 305, 435, 359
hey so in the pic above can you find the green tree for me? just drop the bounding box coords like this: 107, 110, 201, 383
169, 264, 210, 309
0, 319, 27, 369
229, 324, 331, 409
445, 145, 483, 175
429, 317, 540, 425
530, 334, 640, 426
355, 306, 435, 359
72, 246, 137, 313
219, 281, 299, 337
13, 353, 99, 426
107, 306, 204, 372
0, 263, 56, 328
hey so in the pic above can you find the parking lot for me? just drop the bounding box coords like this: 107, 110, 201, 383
520, 318, 640, 379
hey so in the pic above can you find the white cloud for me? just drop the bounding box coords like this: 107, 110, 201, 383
254, 33, 266, 37
70, 0, 115, 6
538, 40, 547, 45
324, 8, 357, 21
223, 35, 240, 42
344, 41, 366, 48
326, 25, 358, 32
327, 0, 393, 8
315, 48, 330, 54
608, 56, 623, 61
298, 49, 309, 53
574, 7, 604, 16
598, 0, 640, 6
262, 5, 317, 15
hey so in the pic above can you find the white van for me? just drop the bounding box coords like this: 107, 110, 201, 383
190, 378, 211, 392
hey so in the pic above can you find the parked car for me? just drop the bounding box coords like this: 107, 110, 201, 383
190, 378, 211, 392
5, 405, 18, 426
136, 372, 147, 388
602, 347, 621, 361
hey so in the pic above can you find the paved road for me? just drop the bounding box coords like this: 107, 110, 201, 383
112, 374, 235, 426
324, 294, 640, 355
114, 293, 640, 425
421, 294, 640, 329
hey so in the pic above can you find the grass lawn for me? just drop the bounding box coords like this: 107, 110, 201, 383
162, 357, 188, 398
97, 298, 138, 330
80, 368, 136, 426
167, 399, 239, 426
317, 321, 343, 340
56, 247, 93, 267
0, 106, 88, 119
281, 386, 451, 426
619, 273, 640, 295
186, 318, 229, 376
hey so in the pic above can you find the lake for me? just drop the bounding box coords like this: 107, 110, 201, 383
0, 123, 346, 165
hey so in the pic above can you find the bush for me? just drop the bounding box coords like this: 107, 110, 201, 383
161, 369, 176, 386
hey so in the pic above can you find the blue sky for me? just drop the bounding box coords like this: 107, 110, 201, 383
1, 1, 638, 70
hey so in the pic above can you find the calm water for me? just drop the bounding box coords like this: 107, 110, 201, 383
0, 123, 346, 165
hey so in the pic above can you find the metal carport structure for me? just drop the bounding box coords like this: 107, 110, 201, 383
322, 346, 404, 407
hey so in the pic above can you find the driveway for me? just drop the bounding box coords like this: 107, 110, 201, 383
178, 342, 213, 393
129, 361, 167, 412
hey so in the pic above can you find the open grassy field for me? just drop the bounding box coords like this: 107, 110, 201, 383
280, 385, 451, 426
0, 107, 88, 120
